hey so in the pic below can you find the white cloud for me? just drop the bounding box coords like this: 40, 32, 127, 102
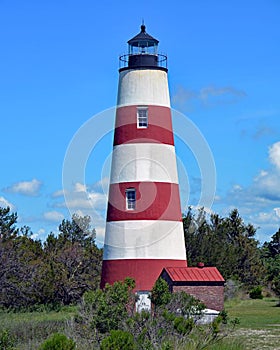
58, 191, 107, 210
31, 228, 46, 239
93, 177, 110, 194
4, 179, 42, 196
214, 195, 221, 202
0, 196, 15, 210
269, 141, 280, 171
88, 192, 107, 208
253, 211, 278, 224
52, 189, 67, 198
252, 171, 280, 201
172, 85, 246, 108
43, 211, 64, 222
54, 180, 108, 210
31, 228, 45, 240
247, 208, 280, 241
199, 86, 246, 103
172, 86, 196, 108
58, 196, 91, 209
256, 170, 268, 178
249, 142, 280, 202
52, 179, 109, 201
228, 142, 280, 205
233, 184, 243, 191
74, 182, 87, 192
216, 142, 280, 241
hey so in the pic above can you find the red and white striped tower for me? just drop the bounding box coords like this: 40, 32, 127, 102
101, 25, 187, 295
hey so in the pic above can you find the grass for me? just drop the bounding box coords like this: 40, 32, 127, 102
0, 306, 76, 350
209, 339, 245, 350
225, 297, 280, 350
0, 299, 279, 349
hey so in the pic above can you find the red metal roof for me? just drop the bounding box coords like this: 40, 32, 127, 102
163, 267, 225, 283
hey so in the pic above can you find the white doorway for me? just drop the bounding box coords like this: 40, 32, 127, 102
136, 291, 151, 312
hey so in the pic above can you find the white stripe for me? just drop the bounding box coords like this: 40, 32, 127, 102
103, 220, 186, 260
117, 69, 170, 107
110, 143, 178, 184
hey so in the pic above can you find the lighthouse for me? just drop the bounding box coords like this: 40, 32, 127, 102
100, 24, 187, 302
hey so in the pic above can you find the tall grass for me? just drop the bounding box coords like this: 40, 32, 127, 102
0, 307, 76, 350
208, 339, 244, 350
1, 299, 279, 349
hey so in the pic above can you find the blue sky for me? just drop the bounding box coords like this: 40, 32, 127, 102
0, 0, 279, 245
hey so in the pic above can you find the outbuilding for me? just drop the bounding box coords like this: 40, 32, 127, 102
160, 264, 225, 311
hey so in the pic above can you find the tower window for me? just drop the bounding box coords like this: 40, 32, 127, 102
137, 107, 148, 128
126, 188, 136, 210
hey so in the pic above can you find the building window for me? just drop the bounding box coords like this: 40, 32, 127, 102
126, 188, 136, 210
137, 107, 148, 128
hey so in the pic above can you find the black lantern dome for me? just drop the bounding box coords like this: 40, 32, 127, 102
119, 24, 167, 72
128, 24, 159, 54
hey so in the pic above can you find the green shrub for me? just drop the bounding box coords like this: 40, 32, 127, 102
0, 329, 16, 350
160, 341, 175, 350
38, 333, 75, 350
249, 286, 263, 299
173, 316, 194, 335
100, 330, 136, 350
150, 278, 171, 308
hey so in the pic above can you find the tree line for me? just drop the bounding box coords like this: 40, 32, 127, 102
0, 207, 102, 309
183, 207, 280, 298
0, 206, 279, 310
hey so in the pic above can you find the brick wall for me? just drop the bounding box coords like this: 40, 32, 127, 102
172, 285, 224, 311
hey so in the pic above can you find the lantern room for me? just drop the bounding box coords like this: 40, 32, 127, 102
128, 24, 159, 55
119, 24, 167, 71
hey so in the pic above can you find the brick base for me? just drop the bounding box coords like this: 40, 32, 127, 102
172, 285, 224, 311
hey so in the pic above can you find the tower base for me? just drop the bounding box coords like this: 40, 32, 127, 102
100, 258, 187, 290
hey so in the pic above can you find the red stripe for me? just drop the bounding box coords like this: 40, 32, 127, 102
114, 105, 174, 145
100, 258, 187, 290
106, 182, 182, 222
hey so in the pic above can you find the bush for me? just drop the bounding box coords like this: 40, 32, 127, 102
150, 278, 171, 308
100, 330, 136, 350
0, 329, 16, 350
249, 286, 263, 299
72, 279, 237, 349
38, 333, 75, 350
